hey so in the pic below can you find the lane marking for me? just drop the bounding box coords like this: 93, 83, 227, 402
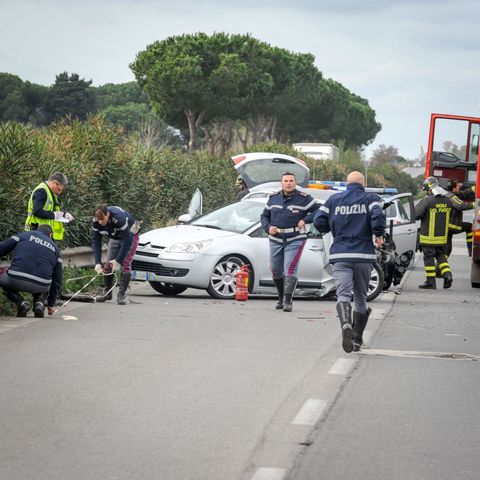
251, 468, 286, 480
328, 358, 355, 375
360, 348, 480, 361
61, 315, 78, 321
291, 399, 327, 426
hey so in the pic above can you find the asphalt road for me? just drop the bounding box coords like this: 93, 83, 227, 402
0, 237, 478, 480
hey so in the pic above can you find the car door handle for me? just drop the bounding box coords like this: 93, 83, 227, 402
309, 246, 324, 252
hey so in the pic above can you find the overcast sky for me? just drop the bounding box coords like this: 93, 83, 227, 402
2, 0, 480, 160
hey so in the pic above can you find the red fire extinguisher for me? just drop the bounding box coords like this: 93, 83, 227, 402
235, 265, 250, 301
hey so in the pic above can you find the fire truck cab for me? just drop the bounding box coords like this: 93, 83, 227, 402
424, 113, 480, 287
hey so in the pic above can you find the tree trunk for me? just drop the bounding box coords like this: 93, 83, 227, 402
185, 109, 206, 150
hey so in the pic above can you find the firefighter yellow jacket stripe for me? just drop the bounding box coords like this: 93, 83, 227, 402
415, 194, 452, 245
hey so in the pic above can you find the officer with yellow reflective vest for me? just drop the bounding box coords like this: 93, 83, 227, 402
445, 179, 475, 257
415, 177, 453, 289
25, 172, 73, 242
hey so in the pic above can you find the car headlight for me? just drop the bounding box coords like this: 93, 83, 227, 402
164, 239, 212, 253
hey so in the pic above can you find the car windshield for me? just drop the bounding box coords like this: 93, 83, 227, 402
191, 201, 265, 234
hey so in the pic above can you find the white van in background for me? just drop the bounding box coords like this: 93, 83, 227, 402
293, 143, 340, 162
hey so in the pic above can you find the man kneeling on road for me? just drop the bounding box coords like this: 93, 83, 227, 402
92, 205, 140, 305
0, 225, 62, 317
313, 171, 386, 353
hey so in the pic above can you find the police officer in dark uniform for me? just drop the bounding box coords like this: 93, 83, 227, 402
0, 225, 62, 317
92, 205, 140, 305
445, 179, 475, 257
260, 172, 319, 312
415, 177, 453, 289
313, 171, 386, 353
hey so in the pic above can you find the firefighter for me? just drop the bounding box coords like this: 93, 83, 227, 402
313, 171, 386, 353
445, 179, 475, 257
0, 225, 62, 317
92, 205, 140, 305
260, 172, 319, 312
25, 172, 73, 242
415, 177, 453, 289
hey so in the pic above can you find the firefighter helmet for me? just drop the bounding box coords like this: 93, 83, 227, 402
422, 176, 439, 191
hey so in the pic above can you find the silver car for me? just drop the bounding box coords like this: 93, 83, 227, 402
131, 153, 417, 300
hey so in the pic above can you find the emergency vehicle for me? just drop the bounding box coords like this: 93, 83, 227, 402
423, 113, 480, 287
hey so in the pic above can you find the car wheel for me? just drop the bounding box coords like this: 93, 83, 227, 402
367, 262, 385, 302
206, 255, 248, 299
149, 281, 187, 296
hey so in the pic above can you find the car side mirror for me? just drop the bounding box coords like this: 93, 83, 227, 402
177, 214, 191, 224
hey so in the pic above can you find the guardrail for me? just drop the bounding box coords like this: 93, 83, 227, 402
1, 246, 98, 269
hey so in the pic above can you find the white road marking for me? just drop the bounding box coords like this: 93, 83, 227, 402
61, 315, 78, 321
360, 348, 480, 360
251, 468, 286, 480
328, 358, 355, 375
291, 398, 327, 426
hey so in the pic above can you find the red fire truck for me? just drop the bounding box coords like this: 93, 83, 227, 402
424, 113, 480, 287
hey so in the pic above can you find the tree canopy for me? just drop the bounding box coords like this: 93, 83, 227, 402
130, 32, 381, 154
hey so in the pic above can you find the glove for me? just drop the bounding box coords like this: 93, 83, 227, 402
54, 211, 66, 221
65, 212, 74, 221
94, 264, 103, 274
472, 185, 476, 193
110, 259, 121, 272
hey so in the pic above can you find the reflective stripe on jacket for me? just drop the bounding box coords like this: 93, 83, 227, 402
25, 182, 64, 240
415, 194, 452, 245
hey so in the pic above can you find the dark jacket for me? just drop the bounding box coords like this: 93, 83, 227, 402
91, 206, 136, 264
445, 191, 474, 232
415, 193, 453, 245
313, 183, 386, 263
0, 230, 63, 306
260, 189, 319, 243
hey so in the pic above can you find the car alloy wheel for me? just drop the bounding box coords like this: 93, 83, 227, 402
207, 255, 246, 299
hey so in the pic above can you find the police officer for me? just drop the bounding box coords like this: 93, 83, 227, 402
445, 179, 475, 257
415, 177, 453, 289
313, 171, 386, 353
260, 172, 319, 312
25, 172, 73, 242
92, 205, 140, 305
0, 225, 62, 317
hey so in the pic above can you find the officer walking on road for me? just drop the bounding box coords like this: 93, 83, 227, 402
445, 179, 475, 257
415, 177, 453, 289
313, 171, 386, 353
25, 172, 73, 242
92, 205, 140, 305
260, 172, 319, 312
0, 225, 62, 317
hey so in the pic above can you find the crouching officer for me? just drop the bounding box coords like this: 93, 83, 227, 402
445, 180, 475, 257
0, 225, 62, 317
260, 172, 319, 312
313, 171, 386, 353
92, 205, 140, 305
415, 177, 453, 289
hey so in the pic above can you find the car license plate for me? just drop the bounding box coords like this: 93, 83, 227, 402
132, 271, 149, 281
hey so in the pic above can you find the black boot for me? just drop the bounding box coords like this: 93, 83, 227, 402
418, 277, 436, 289
283, 276, 297, 312
6, 290, 30, 317
273, 277, 284, 310
117, 272, 131, 305
443, 271, 453, 289
353, 307, 371, 352
103, 271, 114, 301
33, 292, 47, 318
336, 301, 353, 353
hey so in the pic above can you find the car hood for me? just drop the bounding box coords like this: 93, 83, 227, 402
138, 225, 238, 247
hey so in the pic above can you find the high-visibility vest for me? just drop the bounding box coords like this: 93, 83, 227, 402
25, 182, 65, 241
